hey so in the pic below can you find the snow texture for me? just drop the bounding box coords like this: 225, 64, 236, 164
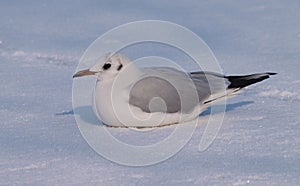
0, 0, 299, 185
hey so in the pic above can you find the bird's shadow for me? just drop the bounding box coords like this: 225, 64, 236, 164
199, 100, 254, 116
56, 106, 103, 126
55, 110, 74, 115
73, 106, 103, 125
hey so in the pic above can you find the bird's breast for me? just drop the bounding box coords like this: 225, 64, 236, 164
93, 80, 125, 126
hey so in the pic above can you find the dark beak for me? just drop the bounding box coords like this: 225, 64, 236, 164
73, 69, 96, 78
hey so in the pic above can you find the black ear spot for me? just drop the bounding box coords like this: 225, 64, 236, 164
103, 63, 111, 70
117, 64, 123, 71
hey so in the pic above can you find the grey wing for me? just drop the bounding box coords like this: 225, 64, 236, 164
190, 71, 276, 103
129, 76, 181, 113
189, 71, 229, 103
129, 67, 272, 114
129, 67, 202, 113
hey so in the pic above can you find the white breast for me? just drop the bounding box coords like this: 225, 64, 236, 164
93, 79, 123, 126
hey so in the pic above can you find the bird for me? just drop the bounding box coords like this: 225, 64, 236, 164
73, 53, 276, 128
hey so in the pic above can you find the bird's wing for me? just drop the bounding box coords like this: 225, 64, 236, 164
189, 71, 229, 103
129, 67, 213, 113
190, 71, 276, 104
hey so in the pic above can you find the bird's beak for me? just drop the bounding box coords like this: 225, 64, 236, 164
73, 69, 97, 78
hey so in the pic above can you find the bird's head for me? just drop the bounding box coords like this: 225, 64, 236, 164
73, 53, 132, 81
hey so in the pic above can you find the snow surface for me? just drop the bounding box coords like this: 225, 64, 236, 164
1, 0, 299, 185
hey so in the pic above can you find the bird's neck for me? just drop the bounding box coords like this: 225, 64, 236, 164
124, 65, 143, 80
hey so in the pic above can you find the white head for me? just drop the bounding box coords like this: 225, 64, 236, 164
73, 53, 133, 81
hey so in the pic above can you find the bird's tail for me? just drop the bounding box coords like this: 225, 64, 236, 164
203, 72, 277, 104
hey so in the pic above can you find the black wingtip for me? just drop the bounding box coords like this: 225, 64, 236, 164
227, 72, 276, 89
266, 72, 277, 76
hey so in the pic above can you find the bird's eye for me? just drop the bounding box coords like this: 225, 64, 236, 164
103, 63, 111, 70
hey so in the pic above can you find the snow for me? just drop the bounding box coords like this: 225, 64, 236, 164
1, 0, 299, 185
259, 89, 300, 100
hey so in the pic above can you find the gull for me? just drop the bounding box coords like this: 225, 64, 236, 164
73, 53, 276, 128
